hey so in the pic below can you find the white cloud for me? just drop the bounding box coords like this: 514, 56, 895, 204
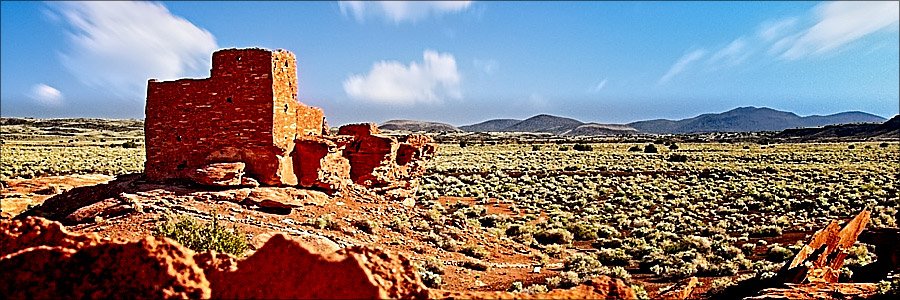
706, 37, 750, 68
27, 84, 64, 107
339, 1, 472, 23
756, 17, 798, 42
344, 50, 461, 105
52, 2, 218, 97
779, 1, 899, 60
589, 79, 608, 93
659, 49, 706, 84
473, 59, 498, 75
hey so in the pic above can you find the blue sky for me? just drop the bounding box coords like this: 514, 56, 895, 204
2, 1, 898, 125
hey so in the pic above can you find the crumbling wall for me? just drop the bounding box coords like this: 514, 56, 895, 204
145, 48, 434, 195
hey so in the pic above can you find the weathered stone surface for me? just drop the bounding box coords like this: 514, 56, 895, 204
0, 217, 210, 299
430, 276, 636, 299
776, 210, 870, 284
64, 197, 136, 224
249, 231, 341, 253
745, 283, 879, 300
146, 48, 317, 186
338, 123, 380, 136
659, 276, 699, 299
0, 217, 101, 257
184, 162, 246, 187
291, 137, 351, 192
242, 187, 329, 209
203, 233, 429, 299
145, 48, 435, 196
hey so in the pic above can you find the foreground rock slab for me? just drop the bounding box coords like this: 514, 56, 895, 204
1, 217, 638, 299
776, 210, 870, 284
746, 283, 879, 300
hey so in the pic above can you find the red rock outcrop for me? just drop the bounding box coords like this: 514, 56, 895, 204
776, 210, 871, 284
659, 276, 699, 299
337, 123, 436, 188
746, 283, 879, 300
2, 217, 640, 300
429, 276, 637, 299
1, 218, 210, 299
202, 234, 429, 299
145, 48, 435, 195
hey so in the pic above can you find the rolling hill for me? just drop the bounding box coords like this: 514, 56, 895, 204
459, 114, 639, 136
628, 107, 885, 134
377, 120, 462, 133
459, 119, 521, 132
774, 114, 900, 140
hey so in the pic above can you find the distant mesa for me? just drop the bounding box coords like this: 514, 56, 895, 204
775, 114, 900, 140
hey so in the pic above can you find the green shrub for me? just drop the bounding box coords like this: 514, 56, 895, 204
667, 154, 688, 162
352, 219, 376, 234
597, 247, 630, 266
120, 140, 139, 148
155, 213, 248, 256
544, 244, 566, 258
461, 260, 490, 271
534, 228, 574, 245
573, 144, 593, 151
416, 257, 445, 288
479, 214, 507, 228
628, 145, 642, 152
460, 244, 489, 259
567, 222, 598, 241
643, 144, 658, 153
749, 225, 782, 237
308, 215, 341, 230
766, 245, 794, 262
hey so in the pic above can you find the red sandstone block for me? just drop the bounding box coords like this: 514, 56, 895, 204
338, 123, 380, 137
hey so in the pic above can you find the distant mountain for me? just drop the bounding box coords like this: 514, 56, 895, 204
775, 115, 900, 140
503, 114, 585, 134
459, 114, 639, 136
564, 123, 639, 136
459, 119, 521, 132
378, 120, 461, 133
628, 107, 885, 134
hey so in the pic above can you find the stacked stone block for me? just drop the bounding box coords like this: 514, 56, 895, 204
145, 48, 433, 193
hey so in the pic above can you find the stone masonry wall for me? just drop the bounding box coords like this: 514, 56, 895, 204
146, 48, 324, 186
145, 47, 433, 195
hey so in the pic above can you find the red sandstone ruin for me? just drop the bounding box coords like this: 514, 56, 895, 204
145, 48, 434, 192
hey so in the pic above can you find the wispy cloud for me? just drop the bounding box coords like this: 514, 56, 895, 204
756, 17, 798, 42
27, 84, 64, 107
344, 50, 461, 105
52, 2, 217, 98
778, 1, 899, 60
662, 1, 899, 83
659, 49, 706, 84
339, 1, 472, 24
589, 79, 608, 93
706, 37, 750, 68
